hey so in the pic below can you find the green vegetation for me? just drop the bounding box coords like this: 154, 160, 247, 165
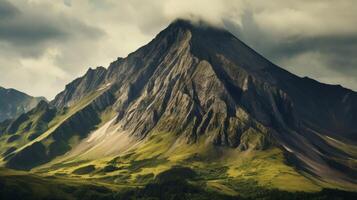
127, 156, 168, 173
0, 102, 56, 161
135, 173, 154, 184
0, 90, 114, 170
72, 165, 96, 175
29, 131, 331, 192
100, 165, 120, 173
0, 129, 355, 199
0, 168, 115, 200
0, 104, 355, 198
1, 167, 356, 200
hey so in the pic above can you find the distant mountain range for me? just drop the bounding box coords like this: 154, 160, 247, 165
0, 86, 46, 122
0, 19, 356, 199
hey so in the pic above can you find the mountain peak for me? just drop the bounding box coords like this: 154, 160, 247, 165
163, 18, 234, 40
1, 18, 357, 191
168, 18, 226, 32
158, 18, 275, 75
168, 18, 193, 28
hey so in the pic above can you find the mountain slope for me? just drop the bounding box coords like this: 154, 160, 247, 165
0, 19, 356, 193
0, 87, 46, 122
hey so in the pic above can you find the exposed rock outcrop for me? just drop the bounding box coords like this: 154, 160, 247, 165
1, 19, 356, 185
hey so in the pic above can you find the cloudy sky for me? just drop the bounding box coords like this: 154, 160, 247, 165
0, 0, 357, 99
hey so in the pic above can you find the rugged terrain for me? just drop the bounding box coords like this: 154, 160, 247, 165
0, 19, 356, 199
0, 87, 46, 122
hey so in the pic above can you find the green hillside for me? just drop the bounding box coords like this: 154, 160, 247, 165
0, 19, 356, 199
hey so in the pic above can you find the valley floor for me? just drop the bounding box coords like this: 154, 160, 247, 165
1, 167, 357, 200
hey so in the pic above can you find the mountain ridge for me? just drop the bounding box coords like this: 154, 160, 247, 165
52, 19, 357, 140
0, 86, 46, 122
0, 19, 356, 192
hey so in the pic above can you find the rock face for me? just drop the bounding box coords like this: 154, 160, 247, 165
0, 87, 46, 122
50, 19, 355, 151
53, 19, 356, 183
1, 19, 356, 184
52, 67, 107, 108
51, 20, 357, 144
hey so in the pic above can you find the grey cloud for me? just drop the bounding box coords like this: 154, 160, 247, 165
0, 0, 19, 18
0, 18, 66, 46
0, 0, 104, 58
63, 0, 71, 7
0, 0, 356, 98
222, 10, 357, 86
279, 35, 357, 75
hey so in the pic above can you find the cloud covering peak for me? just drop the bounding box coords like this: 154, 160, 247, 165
0, 0, 356, 99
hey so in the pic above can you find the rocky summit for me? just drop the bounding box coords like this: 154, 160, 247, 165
0, 19, 356, 199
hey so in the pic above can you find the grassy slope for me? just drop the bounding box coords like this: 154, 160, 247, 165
0, 108, 51, 155
0, 168, 122, 200
1, 89, 356, 198
32, 130, 327, 194
0, 90, 107, 167
2, 167, 356, 200
1, 128, 356, 199
14, 91, 103, 153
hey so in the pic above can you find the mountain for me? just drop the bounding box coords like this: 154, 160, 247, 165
0, 86, 46, 122
0, 19, 356, 198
